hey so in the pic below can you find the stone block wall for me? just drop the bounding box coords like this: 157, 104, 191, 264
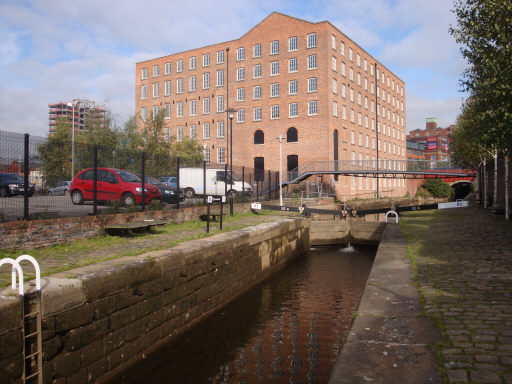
0, 217, 309, 384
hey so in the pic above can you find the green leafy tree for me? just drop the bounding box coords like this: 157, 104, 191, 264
38, 118, 73, 187
419, 179, 454, 199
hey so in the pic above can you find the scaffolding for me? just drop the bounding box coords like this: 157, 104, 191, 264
48, 99, 107, 135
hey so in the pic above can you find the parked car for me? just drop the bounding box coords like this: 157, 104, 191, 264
158, 176, 178, 188
0, 173, 35, 197
138, 175, 184, 204
47, 181, 72, 196
70, 168, 161, 206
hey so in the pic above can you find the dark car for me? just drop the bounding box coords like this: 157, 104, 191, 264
70, 168, 161, 206
138, 175, 184, 204
0, 173, 35, 197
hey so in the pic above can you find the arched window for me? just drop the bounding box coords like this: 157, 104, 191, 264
287, 127, 298, 142
254, 130, 264, 144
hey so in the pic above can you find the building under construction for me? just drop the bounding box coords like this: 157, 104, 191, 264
48, 99, 107, 135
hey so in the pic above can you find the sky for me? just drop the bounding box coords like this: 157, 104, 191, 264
0, 0, 467, 138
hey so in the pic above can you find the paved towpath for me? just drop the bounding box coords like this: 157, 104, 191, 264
399, 201, 512, 383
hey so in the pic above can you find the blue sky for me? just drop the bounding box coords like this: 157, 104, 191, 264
0, 0, 466, 137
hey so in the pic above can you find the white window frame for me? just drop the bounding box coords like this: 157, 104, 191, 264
253, 85, 262, 100
253, 44, 262, 58
271, 105, 280, 119
271, 40, 279, 55
237, 47, 245, 61
165, 62, 171, 75
289, 36, 298, 51
289, 80, 298, 95
289, 103, 298, 117
307, 33, 317, 48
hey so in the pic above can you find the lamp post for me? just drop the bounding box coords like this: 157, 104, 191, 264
277, 135, 284, 206
66, 100, 79, 179
226, 107, 236, 216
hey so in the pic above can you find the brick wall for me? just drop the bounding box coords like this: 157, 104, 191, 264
0, 218, 310, 384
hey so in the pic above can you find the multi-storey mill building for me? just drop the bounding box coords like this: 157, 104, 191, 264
135, 12, 407, 198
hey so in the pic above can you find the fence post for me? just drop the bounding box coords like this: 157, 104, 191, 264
268, 170, 271, 201
24, 134, 29, 220
176, 156, 180, 209
242, 166, 245, 195
275, 171, 279, 200
224, 163, 228, 197
141, 152, 146, 212
203, 160, 207, 205
93, 145, 98, 215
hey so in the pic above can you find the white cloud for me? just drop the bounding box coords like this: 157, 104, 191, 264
406, 91, 464, 131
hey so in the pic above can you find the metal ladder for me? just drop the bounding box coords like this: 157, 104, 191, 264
0, 255, 42, 384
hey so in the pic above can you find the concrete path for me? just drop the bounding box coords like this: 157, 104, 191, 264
331, 201, 512, 383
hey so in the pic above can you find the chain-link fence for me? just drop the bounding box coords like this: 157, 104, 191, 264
0, 131, 281, 223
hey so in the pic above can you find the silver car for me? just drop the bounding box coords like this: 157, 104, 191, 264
48, 181, 71, 196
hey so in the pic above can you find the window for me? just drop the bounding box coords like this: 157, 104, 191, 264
189, 75, 196, 92
356, 53, 361, 67
237, 109, 245, 122
141, 67, 148, 79
217, 70, 224, 87
349, 88, 354, 102
217, 121, 225, 138
289, 80, 298, 95
218, 147, 225, 163
349, 67, 354, 81
357, 73, 361, 86
164, 127, 170, 142
350, 109, 355, 122
350, 131, 355, 145
307, 33, 317, 48
141, 85, 147, 99
237, 67, 245, 81
271, 105, 280, 119
349, 48, 353, 61
203, 72, 210, 89
177, 102, 183, 117
164, 103, 170, 119
287, 127, 298, 142
140, 108, 147, 122
254, 130, 264, 144
153, 65, 159, 77
342, 105, 347, 120
340, 41, 345, 56
364, 59, 368, 72
165, 62, 171, 75
177, 60, 183, 72
308, 77, 317, 92
253, 44, 262, 58
288, 58, 298, 72
177, 78, 183, 93
289, 102, 298, 117
341, 84, 346, 98
332, 56, 336, 71
152, 83, 159, 98
359, 133, 362, 146
190, 124, 196, 140
165, 80, 171, 96
237, 47, 245, 61
237, 88, 245, 101
358, 92, 362, 106
254, 157, 264, 181
177, 126, 183, 141
189, 57, 196, 70
365, 115, 369, 128
253, 85, 262, 100
341, 62, 346, 76
332, 79, 337, 94
271, 61, 279, 75
217, 95, 224, 113
217, 50, 224, 64
203, 123, 210, 139
203, 98, 210, 114
308, 100, 318, 115
271, 83, 279, 97
331, 35, 336, 49
203, 54, 210, 67
254, 107, 262, 121
364, 77, 368, 91
333, 101, 338, 117
271, 40, 279, 55
358, 112, 362, 126
204, 148, 210, 163
289, 36, 298, 51
307, 55, 317, 69
253, 64, 262, 78
190, 99, 196, 116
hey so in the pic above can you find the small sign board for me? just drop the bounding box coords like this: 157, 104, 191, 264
438, 200, 469, 209
208, 196, 223, 203
251, 202, 262, 210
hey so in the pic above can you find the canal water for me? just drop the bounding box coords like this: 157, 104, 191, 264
110, 245, 376, 384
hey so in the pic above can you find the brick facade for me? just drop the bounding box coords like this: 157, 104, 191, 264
135, 12, 407, 198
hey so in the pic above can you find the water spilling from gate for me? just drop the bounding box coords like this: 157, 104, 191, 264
109, 244, 376, 384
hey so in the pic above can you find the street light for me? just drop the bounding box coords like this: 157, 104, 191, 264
226, 107, 236, 216
66, 100, 79, 179
277, 135, 284, 206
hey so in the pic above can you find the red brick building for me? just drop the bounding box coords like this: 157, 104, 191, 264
407, 118, 454, 161
135, 12, 407, 198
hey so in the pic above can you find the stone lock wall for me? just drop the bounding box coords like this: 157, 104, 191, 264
0, 218, 309, 384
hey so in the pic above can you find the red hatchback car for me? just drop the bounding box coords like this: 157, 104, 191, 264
70, 168, 162, 206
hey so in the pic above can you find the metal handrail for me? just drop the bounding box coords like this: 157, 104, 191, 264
0, 258, 24, 296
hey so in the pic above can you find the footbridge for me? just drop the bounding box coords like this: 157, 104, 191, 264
283, 160, 476, 185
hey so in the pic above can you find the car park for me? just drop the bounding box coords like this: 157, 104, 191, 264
70, 168, 161, 206
138, 175, 184, 204
48, 181, 71, 196
0, 173, 35, 197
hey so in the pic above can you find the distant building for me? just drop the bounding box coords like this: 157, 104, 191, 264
48, 99, 107, 135
407, 118, 454, 161
406, 140, 425, 161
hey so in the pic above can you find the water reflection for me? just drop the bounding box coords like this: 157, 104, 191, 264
110, 245, 375, 384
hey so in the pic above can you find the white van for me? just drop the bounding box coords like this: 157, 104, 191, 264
179, 168, 252, 198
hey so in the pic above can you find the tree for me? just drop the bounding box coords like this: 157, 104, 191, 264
38, 118, 73, 187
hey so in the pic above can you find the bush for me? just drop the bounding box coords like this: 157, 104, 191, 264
415, 186, 432, 198
420, 179, 454, 198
